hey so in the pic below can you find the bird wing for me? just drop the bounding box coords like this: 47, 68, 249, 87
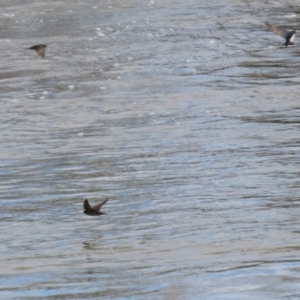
37, 47, 46, 57
91, 198, 109, 212
266, 23, 288, 39
84, 199, 93, 211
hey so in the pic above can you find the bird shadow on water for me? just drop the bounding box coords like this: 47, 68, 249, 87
82, 241, 103, 250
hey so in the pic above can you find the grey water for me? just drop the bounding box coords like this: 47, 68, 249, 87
1, 0, 300, 299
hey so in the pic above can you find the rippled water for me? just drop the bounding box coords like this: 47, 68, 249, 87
2, 0, 300, 299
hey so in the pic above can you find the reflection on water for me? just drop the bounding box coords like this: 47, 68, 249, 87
1, 0, 300, 299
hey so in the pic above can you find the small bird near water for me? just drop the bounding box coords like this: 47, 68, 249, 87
83, 199, 109, 216
266, 23, 296, 47
26, 44, 47, 57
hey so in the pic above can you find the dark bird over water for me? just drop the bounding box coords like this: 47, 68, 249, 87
83, 199, 109, 216
26, 44, 47, 57
266, 23, 296, 47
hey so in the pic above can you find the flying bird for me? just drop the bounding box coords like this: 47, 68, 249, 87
26, 44, 47, 57
266, 23, 296, 47
83, 199, 109, 216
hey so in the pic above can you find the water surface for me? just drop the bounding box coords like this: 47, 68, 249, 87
1, 0, 300, 299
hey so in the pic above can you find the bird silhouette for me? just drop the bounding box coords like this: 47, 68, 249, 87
26, 44, 47, 57
83, 199, 109, 216
266, 23, 296, 47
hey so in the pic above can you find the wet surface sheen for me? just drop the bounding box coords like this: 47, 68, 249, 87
1, 0, 300, 299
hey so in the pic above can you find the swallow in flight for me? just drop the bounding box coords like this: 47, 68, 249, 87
83, 199, 109, 216
266, 23, 296, 47
26, 44, 47, 57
